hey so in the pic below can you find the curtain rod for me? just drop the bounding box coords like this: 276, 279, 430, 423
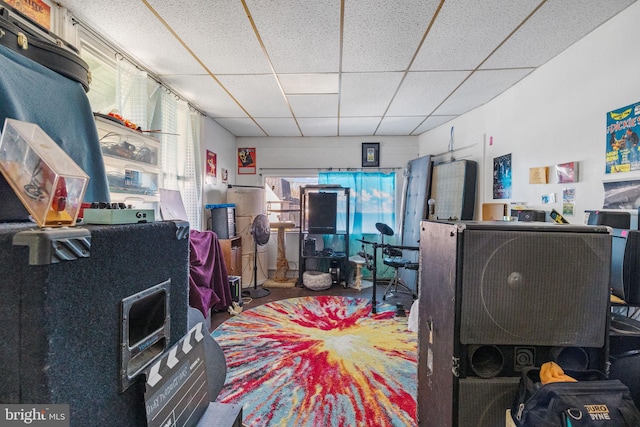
259, 167, 401, 172
70, 15, 206, 117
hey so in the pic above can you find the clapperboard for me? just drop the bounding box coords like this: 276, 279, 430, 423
144, 322, 210, 427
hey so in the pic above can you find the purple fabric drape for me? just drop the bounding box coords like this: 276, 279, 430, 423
189, 230, 231, 317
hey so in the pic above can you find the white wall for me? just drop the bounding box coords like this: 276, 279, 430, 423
234, 135, 419, 187
200, 116, 238, 228
418, 1, 640, 223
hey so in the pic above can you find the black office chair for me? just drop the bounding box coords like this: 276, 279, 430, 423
375, 223, 416, 300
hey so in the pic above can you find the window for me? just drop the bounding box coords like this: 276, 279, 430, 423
79, 31, 116, 114
319, 171, 396, 235
264, 176, 318, 225
76, 27, 203, 229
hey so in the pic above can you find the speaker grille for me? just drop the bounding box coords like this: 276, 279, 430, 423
458, 377, 519, 427
460, 229, 610, 347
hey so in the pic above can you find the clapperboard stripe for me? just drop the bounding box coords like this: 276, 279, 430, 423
182, 334, 193, 353
144, 322, 210, 427
147, 361, 163, 388
167, 347, 179, 369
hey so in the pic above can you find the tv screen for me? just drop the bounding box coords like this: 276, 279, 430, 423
308, 192, 337, 234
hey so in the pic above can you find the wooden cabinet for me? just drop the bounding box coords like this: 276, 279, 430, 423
220, 237, 242, 277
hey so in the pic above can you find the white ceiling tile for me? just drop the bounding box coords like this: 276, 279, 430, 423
340, 72, 404, 116
298, 118, 339, 136
62, 0, 204, 76
413, 116, 457, 135
254, 118, 302, 137
342, 0, 440, 72
161, 75, 247, 118
214, 118, 267, 137
434, 69, 534, 116
146, 0, 272, 75
339, 117, 382, 136
279, 73, 339, 94
289, 94, 338, 118
245, 0, 341, 73
412, 0, 539, 71
482, 0, 636, 69
376, 117, 426, 136
387, 71, 470, 116
216, 74, 291, 117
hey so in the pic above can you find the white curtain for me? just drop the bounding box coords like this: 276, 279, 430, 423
116, 58, 148, 129
151, 89, 202, 230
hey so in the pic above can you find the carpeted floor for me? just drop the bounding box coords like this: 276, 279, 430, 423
211, 295, 417, 427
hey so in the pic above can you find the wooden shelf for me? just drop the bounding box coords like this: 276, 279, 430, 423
220, 236, 242, 277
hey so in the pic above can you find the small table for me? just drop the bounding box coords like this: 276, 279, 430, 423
270, 221, 296, 282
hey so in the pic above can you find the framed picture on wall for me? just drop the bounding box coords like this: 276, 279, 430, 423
362, 142, 380, 167
238, 147, 256, 174
556, 161, 578, 183
493, 153, 512, 199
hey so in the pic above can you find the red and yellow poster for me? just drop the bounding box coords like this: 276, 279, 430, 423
5, 0, 51, 30
206, 150, 217, 177
237, 147, 256, 175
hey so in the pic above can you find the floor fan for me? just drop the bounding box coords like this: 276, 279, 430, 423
243, 214, 271, 298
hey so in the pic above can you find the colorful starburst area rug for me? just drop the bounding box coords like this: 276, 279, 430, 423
211, 295, 417, 427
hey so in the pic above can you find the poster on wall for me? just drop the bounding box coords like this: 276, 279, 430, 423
5, 0, 51, 30
603, 179, 640, 209
563, 188, 575, 216
237, 147, 256, 175
493, 153, 512, 199
556, 161, 578, 183
206, 150, 217, 177
606, 101, 640, 173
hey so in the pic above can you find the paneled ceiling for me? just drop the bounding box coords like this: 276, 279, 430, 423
57, 0, 636, 137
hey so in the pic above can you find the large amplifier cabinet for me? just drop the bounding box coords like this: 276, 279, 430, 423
417, 221, 611, 426
0, 221, 190, 427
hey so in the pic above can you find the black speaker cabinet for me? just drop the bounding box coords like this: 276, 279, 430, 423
0, 221, 190, 427
417, 221, 611, 426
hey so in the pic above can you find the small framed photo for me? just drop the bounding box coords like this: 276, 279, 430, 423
556, 161, 578, 183
362, 142, 380, 167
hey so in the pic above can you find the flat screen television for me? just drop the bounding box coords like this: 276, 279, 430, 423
610, 228, 640, 305
308, 192, 337, 234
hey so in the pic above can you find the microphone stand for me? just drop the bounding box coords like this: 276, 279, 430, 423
372, 242, 378, 314
358, 239, 382, 315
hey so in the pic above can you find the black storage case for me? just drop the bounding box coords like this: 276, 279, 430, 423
207, 203, 236, 239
